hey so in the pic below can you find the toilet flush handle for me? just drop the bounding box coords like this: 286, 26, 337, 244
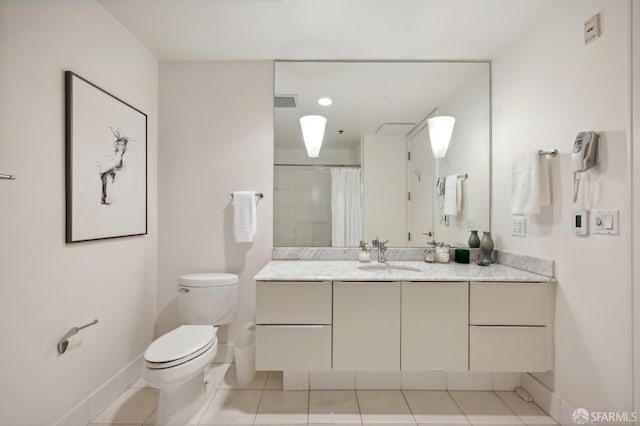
178, 287, 190, 293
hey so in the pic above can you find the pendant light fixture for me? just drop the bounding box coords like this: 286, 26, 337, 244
299, 115, 327, 158
427, 116, 456, 159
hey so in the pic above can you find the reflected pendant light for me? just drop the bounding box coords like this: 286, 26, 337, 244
427, 116, 456, 159
299, 115, 327, 158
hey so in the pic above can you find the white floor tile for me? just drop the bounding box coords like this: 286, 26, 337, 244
403, 390, 469, 424
308, 424, 362, 426
495, 392, 556, 425
254, 389, 309, 424
129, 377, 148, 389
199, 389, 262, 424
401, 372, 446, 391
356, 390, 414, 424
308, 390, 362, 424
449, 391, 522, 425
91, 388, 158, 425
283, 371, 310, 390
265, 371, 284, 390
143, 409, 155, 425
90, 424, 141, 426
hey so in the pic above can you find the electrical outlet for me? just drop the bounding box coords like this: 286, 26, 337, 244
512, 217, 526, 237
584, 13, 601, 45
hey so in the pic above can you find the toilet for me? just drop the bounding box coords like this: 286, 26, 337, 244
143, 273, 239, 426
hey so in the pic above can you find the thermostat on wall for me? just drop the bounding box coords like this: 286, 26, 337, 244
573, 210, 588, 236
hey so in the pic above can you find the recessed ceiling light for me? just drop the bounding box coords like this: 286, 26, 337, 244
318, 97, 332, 106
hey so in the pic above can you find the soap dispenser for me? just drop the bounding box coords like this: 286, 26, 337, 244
358, 241, 370, 262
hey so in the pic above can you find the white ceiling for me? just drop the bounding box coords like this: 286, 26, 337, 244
99, 0, 560, 61
274, 61, 489, 149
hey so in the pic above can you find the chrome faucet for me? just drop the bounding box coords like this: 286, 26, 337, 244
372, 236, 389, 263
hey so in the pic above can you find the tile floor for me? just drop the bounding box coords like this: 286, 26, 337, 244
89, 363, 556, 426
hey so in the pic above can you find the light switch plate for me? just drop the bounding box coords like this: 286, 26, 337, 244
593, 210, 619, 235
512, 217, 526, 237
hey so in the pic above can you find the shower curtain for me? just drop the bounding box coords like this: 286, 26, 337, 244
330, 167, 363, 247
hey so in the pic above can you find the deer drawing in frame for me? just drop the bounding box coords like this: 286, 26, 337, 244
98, 127, 130, 205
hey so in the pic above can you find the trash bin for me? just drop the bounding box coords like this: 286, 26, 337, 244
234, 322, 256, 386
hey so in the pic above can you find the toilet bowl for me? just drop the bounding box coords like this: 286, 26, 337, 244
143, 273, 239, 426
144, 325, 218, 388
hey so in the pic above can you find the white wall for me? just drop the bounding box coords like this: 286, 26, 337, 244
436, 69, 491, 246
157, 61, 273, 343
492, 0, 632, 413
633, 0, 640, 417
0, 1, 158, 425
362, 134, 407, 246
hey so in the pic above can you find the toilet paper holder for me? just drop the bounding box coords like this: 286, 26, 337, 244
57, 319, 98, 355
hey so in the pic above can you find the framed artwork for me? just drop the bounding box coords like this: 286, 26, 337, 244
65, 71, 147, 243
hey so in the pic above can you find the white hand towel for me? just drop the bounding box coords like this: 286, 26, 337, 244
510, 152, 550, 215
233, 191, 257, 242
443, 175, 461, 216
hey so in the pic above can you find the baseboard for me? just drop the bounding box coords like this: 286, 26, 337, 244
520, 373, 590, 425
283, 371, 522, 391
53, 354, 143, 426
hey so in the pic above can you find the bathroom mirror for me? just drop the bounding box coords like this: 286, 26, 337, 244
274, 61, 490, 248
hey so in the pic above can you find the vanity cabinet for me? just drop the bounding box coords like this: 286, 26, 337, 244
469, 281, 553, 372
255, 281, 332, 371
401, 281, 468, 371
333, 281, 400, 370
254, 276, 553, 374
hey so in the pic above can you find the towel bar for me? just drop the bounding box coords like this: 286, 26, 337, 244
0, 174, 15, 180
230, 192, 263, 198
538, 149, 558, 157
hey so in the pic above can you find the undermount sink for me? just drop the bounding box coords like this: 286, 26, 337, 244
358, 263, 421, 272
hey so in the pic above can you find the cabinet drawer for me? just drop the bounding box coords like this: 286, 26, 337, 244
470, 326, 549, 372
470, 282, 550, 325
255, 325, 331, 371
256, 281, 332, 324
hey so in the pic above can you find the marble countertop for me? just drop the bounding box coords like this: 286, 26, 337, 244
254, 260, 554, 282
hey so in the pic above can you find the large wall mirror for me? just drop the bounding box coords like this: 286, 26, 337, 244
274, 61, 490, 248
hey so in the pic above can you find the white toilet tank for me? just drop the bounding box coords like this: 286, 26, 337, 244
177, 273, 239, 325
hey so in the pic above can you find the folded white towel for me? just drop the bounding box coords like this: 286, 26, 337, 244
443, 175, 462, 216
233, 191, 257, 242
510, 152, 550, 215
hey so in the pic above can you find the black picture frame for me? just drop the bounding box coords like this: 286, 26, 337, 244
65, 71, 147, 243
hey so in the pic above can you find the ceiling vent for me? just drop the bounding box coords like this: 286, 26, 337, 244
274, 95, 297, 108
375, 123, 417, 135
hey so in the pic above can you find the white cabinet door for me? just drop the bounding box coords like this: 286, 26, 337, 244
256, 325, 332, 371
333, 281, 400, 371
469, 326, 549, 372
401, 282, 468, 371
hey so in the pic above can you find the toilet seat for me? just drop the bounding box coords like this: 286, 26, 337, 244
145, 325, 217, 370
